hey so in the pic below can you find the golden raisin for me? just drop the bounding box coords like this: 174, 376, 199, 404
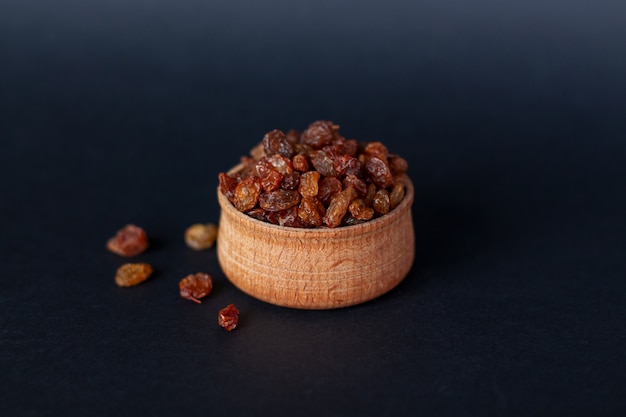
373, 189, 391, 215
184, 223, 218, 250
218, 304, 240, 331
179, 273, 213, 303
115, 263, 153, 287
106, 224, 149, 257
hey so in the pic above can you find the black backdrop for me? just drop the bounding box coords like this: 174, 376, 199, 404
1, 1, 625, 416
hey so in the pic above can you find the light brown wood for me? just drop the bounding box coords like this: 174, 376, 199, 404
216, 171, 415, 309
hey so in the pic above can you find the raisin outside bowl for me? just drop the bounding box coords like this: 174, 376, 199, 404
216, 169, 415, 310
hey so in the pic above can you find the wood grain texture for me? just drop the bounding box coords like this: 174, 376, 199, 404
217, 174, 415, 309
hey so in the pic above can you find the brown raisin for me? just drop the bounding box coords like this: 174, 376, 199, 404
365, 156, 394, 188
285, 129, 301, 144
373, 189, 391, 215
389, 182, 406, 209
364, 141, 389, 160
232, 176, 262, 212
115, 263, 153, 287
292, 154, 310, 172
323, 186, 357, 228
298, 197, 325, 227
309, 149, 338, 177
262, 129, 294, 158
301, 120, 338, 149
348, 198, 375, 221
259, 189, 301, 211
343, 174, 367, 197
318, 177, 343, 205
278, 206, 305, 228
218, 172, 239, 201
333, 154, 362, 177
218, 304, 239, 331
106, 224, 149, 257
179, 273, 213, 304
246, 208, 267, 221
299, 171, 321, 198
184, 223, 218, 250
332, 138, 358, 157
281, 171, 300, 191
388, 154, 408, 176
364, 183, 377, 207
264, 154, 293, 175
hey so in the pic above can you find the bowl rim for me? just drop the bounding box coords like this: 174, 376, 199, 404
217, 164, 414, 237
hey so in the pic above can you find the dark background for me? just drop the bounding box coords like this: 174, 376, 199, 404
1, 0, 625, 415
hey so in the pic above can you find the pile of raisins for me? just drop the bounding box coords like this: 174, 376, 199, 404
219, 121, 408, 228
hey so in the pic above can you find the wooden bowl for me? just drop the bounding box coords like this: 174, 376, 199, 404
216, 171, 415, 309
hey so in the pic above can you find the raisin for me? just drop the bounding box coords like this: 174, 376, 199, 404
333, 154, 362, 177
301, 120, 338, 149
332, 138, 358, 157
264, 154, 293, 175
285, 129, 301, 145
364, 141, 389, 161
184, 223, 218, 250
365, 157, 394, 188
115, 263, 153, 287
348, 198, 374, 221
298, 197, 325, 227
323, 186, 357, 228
309, 149, 338, 177
343, 174, 367, 197
278, 206, 305, 228
106, 224, 149, 257
292, 154, 310, 172
262, 129, 294, 158
342, 215, 365, 226
246, 208, 267, 221
218, 304, 239, 331
259, 190, 301, 211
281, 171, 300, 191
219, 172, 239, 201
259, 168, 283, 193
364, 183, 377, 207
299, 171, 321, 198
373, 189, 391, 215
389, 182, 406, 209
179, 273, 213, 304
233, 176, 262, 212
318, 177, 343, 205
388, 154, 408, 176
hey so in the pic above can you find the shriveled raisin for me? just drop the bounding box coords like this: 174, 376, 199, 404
348, 198, 375, 221
179, 273, 213, 304
343, 174, 367, 197
184, 223, 218, 250
298, 197, 325, 227
233, 176, 262, 212
218, 173, 239, 201
388, 154, 409, 176
264, 154, 293, 175
281, 171, 300, 191
332, 138, 358, 157
299, 171, 321, 198
364, 141, 389, 161
323, 186, 357, 228
106, 224, 149, 257
309, 149, 338, 177
292, 154, 310, 172
333, 155, 362, 177
278, 206, 304, 228
373, 189, 391, 215
246, 207, 267, 221
301, 120, 338, 149
218, 304, 240, 331
389, 182, 406, 209
259, 189, 301, 211
258, 168, 283, 193
364, 183, 378, 207
115, 263, 153, 287
262, 129, 294, 158
318, 177, 343, 205
285, 129, 300, 145
365, 157, 394, 188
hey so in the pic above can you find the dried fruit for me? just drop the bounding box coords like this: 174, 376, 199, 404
259, 189, 301, 211
390, 182, 406, 209
106, 224, 149, 257
323, 186, 357, 228
373, 189, 391, 215
301, 120, 337, 149
115, 263, 153, 287
309, 149, 338, 177
348, 199, 374, 221
318, 177, 343, 205
342, 174, 367, 197
218, 304, 240, 331
299, 171, 321, 198
262, 129, 294, 158
233, 176, 262, 212
298, 197, 325, 227
292, 154, 310, 172
184, 223, 218, 250
281, 171, 300, 191
365, 157, 394, 188
179, 273, 213, 303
